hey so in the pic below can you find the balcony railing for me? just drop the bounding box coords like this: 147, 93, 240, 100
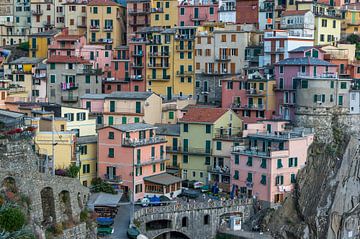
147, 75, 170, 81
104, 174, 122, 183
131, 62, 144, 68
162, 104, 177, 111
32, 9, 43, 15
43, 21, 54, 27
296, 72, 338, 79
135, 156, 168, 166
130, 75, 143, 81
147, 63, 169, 68
60, 82, 78, 91
8, 87, 26, 94
61, 96, 79, 102
131, 51, 144, 56
167, 146, 211, 155
149, 51, 169, 57
33, 73, 46, 79
150, 8, 163, 13
215, 55, 231, 61
214, 132, 243, 140
232, 146, 290, 158
176, 71, 194, 76
89, 25, 100, 31
77, 68, 103, 75
128, 8, 150, 15
175, 46, 193, 51
231, 103, 265, 110
190, 14, 207, 21
103, 26, 113, 32
207, 166, 230, 175
129, 19, 149, 26
122, 136, 166, 147
246, 89, 265, 96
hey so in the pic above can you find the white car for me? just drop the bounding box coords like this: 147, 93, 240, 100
193, 181, 204, 189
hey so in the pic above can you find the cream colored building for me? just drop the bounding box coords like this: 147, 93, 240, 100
63, 1, 87, 35
61, 106, 97, 137
161, 98, 196, 124
30, 0, 65, 34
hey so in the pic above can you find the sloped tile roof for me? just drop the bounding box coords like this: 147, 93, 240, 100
180, 107, 228, 123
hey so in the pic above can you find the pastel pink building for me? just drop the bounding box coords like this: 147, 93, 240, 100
97, 123, 182, 201
274, 46, 337, 120
48, 29, 86, 57
230, 120, 314, 205
178, 0, 218, 26
77, 44, 112, 76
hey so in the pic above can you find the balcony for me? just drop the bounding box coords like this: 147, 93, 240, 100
175, 46, 193, 51
8, 87, 26, 94
33, 73, 46, 79
103, 26, 113, 32
90, 38, 113, 44
128, 19, 149, 26
231, 103, 265, 110
43, 21, 54, 28
130, 75, 143, 81
149, 51, 169, 57
122, 136, 166, 147
232, 146, 289, 158
131, 62, 144, 68
129, 37, 149, 44
174, 34, 195, 40
218, 6, 236, 12
77, 68, 103, 75
32, 9, 43, 15
60, 82, 78, 91
77, 21, 87, 28
296, 72, 338, 79
135, 156, 168, 166
176, 71, 194, 76
202, 71, 230, 76
190, 14, 207, 21
168, 146, 211, 155
147, 63, 169, 68
150, 8, 163, 13
128, 8, 150, 15
61, 96, 79, 102
12, 69, 32, 74
214, 128, 243, 140
131, 51, 144, 57
162, 104, 177, 111
246, 89, 265, 96
104, 174, 122, 183
207, 166, 230, 176
147, 75, 170, 81
89, 25, 100, 31
215, 55, 231, 61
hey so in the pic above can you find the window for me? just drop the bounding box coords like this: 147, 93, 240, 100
182, 217, 188, 227
76, 112, 86, 121
169, 111, 174, 119
183, 123, 188, 132
205, 125, 211, 134
321, 19, 327, 27
108, 116, 114, 125
288, 157, 298, 167
107, 6, 111, 14
93, 6, 98, 14
277, 159, 283, 168
301, 80, 308, 89
340, 82, 347, 89
192, 171, 196, 177
108, 132, 114, 139
155, 14, 159, 20
221, 35, 226, 42
180, 52, 184, 59
108, 148, 114, 158
82, 164, 90, 174
227, 81, 233, 89
152, 164, 156, 173
260, 158, 267, 168
276, 175, 284, 185
50, 63, 55, 70
279, 66, 284, 74
216, 141, 222, 150
160, 163, 165, 171
180, 8, 184, 15
64, 113, 74, 121
338, 95, 343, 106
246, 156, 252, 166
327, 35, 332, 42
233, 170, 239, 180
165, 14, 169, 20
330, 81, 334, 88
110, 101, 115, 112
205, 156, 211, 165
204, 215, 210, 225
333, 20, 336, 28
279, 78, 284, 89
234, 155, 239, 164
188, 52, 192, 59
165, 2, 169, 8
135, 184, 142, 193
85, 75, 90, 84
260, 175, 266, 185
183, 155, 188, 163
291, 174, 296, 183
320, 34, 325, 42
231, 34, 236, 42
247, 173, 253, 182
50, 75, 56, 83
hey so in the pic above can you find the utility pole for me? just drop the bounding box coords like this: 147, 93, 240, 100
51, 114, 55, 175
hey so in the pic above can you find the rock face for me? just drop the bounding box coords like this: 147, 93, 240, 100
264, 115, 360, 239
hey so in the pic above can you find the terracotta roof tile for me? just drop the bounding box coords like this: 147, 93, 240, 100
180, 107, 228, 123
87, 0, 120, 6
55, 34, 83, 41
281, 10, 309, 16
47, 56, 90, 64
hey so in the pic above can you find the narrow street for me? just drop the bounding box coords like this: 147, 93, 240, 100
104, 203, 131, 239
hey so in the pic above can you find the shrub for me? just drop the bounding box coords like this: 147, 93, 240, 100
0, 207, 26, 232
80, 209, 89, 223
91, 178, 116, 194
66, 164, 80, 178
346, 34, 360, 44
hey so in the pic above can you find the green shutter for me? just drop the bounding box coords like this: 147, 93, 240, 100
122, 117, 127, 124
294, 157, 298, 166
85, 75, 90, 84
216, 141, 222, 150
108, 148, 114, 157
234, 155, 239, 165
260, 158, 267, 168
169, 111, 174, 119
183, 155, 188, 163
246, 156, 253, 166
205, 140, 211, 153
137, 149, 141, 164
110, 101, 115, 112
134, 117, 140, 123
247, 173, 252, 182
108, 116, 114, 125
135, 101, 141, 113
277, 159, 283, 168
291, 174, 296, 183
183, 139, 188, 152
205, 125, 211, 133
50, 75, 56, 83
260, 175, 266, 185
234, 170, 239, 180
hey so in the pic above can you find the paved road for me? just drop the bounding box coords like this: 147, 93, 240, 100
104, 203, 131, 239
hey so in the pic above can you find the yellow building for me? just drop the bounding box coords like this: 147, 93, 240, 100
77, 135, 97, 187
29, 29, 60, 58
314, 16, 341, 45
341, 5, 360, 38
86, 0, 126, 49
63, 1, 88, 35
150, 0, 178, 28
161, 98, 196, 124
146, 26, 196, 100
61, 106, 97, 137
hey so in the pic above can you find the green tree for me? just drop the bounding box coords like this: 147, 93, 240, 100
346, 34, 360, 44
66, 164, 80, 178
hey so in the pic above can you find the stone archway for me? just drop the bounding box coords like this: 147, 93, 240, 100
1, 176, 18, 193
59, 190, 72, 222
40, 187, 56, 225
146, 219, 172, 231
154, 231, 190, 239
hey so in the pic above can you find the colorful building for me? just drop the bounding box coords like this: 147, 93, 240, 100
179, 107, 242, 184
97, 123, 182, 201
30, 0, 65, 34
178, 0, 218, 27
29, 29, 60, 58
151, 0, 178, 28
231, 120, 314, 205
48, 30, 86, 57
340, 3, 360, 38
77, 135, 97, 187
86, 0, 126, 49
218, 0, 236, 23
63, 0, 88, 35
46, 55, 102, 107
161, 98, 196, 124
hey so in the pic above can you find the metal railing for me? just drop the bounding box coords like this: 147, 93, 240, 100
135, 156, 168, 166
104, 174, 122, 183
122, 136, 166, 147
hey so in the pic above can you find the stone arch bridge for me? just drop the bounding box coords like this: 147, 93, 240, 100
133, 199, 253, 239
0, 140, 89, 227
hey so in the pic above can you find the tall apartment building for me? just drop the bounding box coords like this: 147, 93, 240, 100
63, 0, 88, 35
151, 0, 178, 28
145, 26, 197, 100
178, 0, 218, 27
86, 0, 126, 49
195, 25, 252, 104
46, 55, 102, 107
30, 0, 65, 34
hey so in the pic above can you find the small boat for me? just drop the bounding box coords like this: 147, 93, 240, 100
127, 226, 140, 239
97, 226, 114, 236
96, 217, 114, 226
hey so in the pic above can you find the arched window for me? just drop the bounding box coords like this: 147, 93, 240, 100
181, 217, 188, 227
204, 215, 210, 225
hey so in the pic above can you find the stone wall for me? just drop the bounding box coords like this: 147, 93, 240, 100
195, 74, 226, 105
0, 139, 93, 238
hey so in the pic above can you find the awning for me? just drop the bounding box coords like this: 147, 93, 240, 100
143, 173, 183, 186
